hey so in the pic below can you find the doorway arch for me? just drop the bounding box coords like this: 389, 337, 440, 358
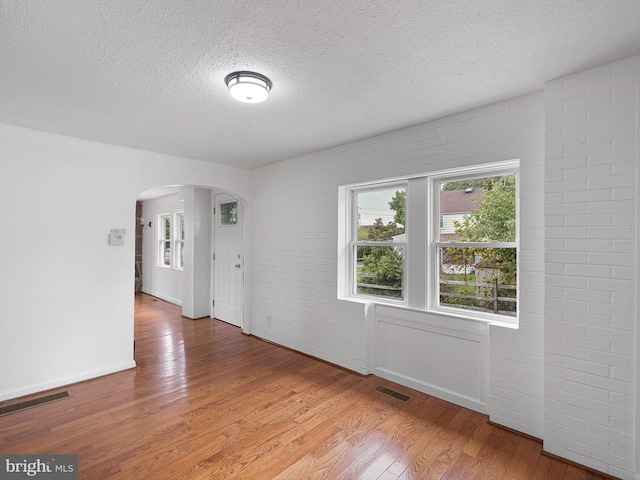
135, 184, 251, 333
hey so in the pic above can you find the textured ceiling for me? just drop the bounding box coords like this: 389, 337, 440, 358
1, 1, 640, 169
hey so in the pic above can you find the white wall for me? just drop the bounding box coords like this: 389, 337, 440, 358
374, 305, 489, 413
544, 55, 639, 479
141, 193, 184, 305
0, 123, 251, 401
250, 92, 545, 428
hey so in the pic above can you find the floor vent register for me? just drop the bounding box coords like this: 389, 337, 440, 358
0, 391, 72, 417
373, 385, 412, 403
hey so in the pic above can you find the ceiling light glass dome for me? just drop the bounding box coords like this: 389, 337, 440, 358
225, 71, 272, 104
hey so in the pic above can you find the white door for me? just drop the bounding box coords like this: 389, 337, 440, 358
213, 193, 243, 327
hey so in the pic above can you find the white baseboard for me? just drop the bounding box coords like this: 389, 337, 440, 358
141, 289, 182, 307
0, 361, 136, 402
374, 366, 487, 414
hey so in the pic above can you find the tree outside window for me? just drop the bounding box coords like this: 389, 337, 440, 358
342, 161, 518, 323
439, 174, 517, 316
355, 187, 406, 299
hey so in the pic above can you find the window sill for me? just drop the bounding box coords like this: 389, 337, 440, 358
340, 295, 518, 329
156, 265, 184, 273
427, 306, 518, 329
341, 294, 406, 308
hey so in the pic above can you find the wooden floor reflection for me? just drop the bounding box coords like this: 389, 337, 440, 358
0, 293, 610, 479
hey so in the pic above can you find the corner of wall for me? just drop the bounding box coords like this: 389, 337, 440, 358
543, 54, 639, 479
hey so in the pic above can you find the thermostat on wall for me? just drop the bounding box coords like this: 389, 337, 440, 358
109, 229, 126, 246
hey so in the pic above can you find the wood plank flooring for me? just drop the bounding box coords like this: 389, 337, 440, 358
0, 293, 612, 479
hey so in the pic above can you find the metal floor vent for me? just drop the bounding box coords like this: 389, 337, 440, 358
0, 391, 71, 417
374, 385, 412, 403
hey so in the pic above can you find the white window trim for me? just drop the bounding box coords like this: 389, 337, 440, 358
157, 211, 185, 271
428, 163, 519, 327
174, 211, 185, 271
338, 159, 519, 328
347, 182, 407, 305
158, 213, 172, 268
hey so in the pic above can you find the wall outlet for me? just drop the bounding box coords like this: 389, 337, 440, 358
266, 315, 272, 325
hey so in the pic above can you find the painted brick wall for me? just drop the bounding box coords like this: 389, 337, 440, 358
544, 55, 638, 479
487, 95, 546, 438
250, 92, 545, 435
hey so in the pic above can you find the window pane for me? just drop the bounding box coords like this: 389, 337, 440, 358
163, 241, 171, 266
438, 246, 516, 316
163, 216, 171, 240
220, 201, 237, 225
356, 187, 405, 241
176, 240, 184, 269
356, 245, 404, 299
439, 174, 515, 242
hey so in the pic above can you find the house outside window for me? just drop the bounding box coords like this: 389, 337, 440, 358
434, 174, 517, 318
340, 160, 519, 325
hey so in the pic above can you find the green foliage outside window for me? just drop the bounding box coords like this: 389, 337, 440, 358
441, 174, 517, 315
357, 190, 406, 298
352, 170, 517, 315
450, 174, 516, 283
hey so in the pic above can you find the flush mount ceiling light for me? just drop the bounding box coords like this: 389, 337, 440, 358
224, 71, 272, 103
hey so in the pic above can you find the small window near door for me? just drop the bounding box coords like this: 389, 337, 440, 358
219, 201, 238, 226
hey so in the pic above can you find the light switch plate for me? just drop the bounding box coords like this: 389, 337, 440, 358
109, 233, 125, 246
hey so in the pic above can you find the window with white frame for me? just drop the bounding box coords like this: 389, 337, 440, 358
340, 160, 518, 324
158, 212, 185, 270
159, 214, 171, 267
174, 212, 185, 269
433, 172, 517, 318
351, 184, 406, 300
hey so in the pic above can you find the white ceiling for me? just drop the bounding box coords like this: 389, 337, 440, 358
1, 1, 640, 170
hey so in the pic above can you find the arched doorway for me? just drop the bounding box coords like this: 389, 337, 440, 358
135, 185, 246, 328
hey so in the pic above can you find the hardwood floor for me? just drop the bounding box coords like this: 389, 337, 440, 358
0, 293, 611, 479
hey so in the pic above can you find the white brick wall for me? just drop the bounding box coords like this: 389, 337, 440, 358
250, 92, 545, 433
248, 54, 640, 477
544, 55, 639, 479
488, 94, 545, 437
